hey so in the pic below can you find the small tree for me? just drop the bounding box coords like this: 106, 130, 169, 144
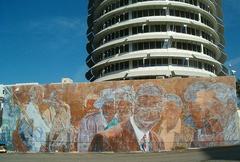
237, 79, 240, 108
237, 79, 240, 98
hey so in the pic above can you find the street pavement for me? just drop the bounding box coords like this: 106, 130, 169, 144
0, 145, 240, 162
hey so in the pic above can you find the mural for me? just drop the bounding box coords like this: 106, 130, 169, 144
0, 77, 239, 152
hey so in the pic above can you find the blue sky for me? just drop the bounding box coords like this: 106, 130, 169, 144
0, 0, 239, 84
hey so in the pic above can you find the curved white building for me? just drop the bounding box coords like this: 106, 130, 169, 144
86, 0, 228, 82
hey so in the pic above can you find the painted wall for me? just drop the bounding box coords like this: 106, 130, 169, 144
0, 77, 239, 152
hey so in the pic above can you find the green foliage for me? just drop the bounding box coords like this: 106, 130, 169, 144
237, 79, 240, 98
237, 79, 240, 108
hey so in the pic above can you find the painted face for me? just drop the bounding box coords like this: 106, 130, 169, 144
207, 118, 223, 133
86, 99, 96, 108
189, 90, 223, 133
116, 100, 132, 121
134, 95, 163, 132
189, 101, 204, 128
222, 100, 236, 122
163, 102, 182, 131
29, 87, 45, 104
102, 101, 115, 123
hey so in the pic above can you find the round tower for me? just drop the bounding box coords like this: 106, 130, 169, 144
86, 0, 227, 82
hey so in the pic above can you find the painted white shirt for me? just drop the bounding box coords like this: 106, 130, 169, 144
130, 116, 150, 151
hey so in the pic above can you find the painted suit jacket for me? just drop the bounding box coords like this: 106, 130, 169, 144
78, 111, 106, 152
88, 119, 165, 152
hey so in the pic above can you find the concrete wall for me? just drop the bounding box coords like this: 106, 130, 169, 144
0, 76, 239, 152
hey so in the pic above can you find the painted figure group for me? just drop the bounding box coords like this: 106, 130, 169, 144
0, 79, 239, 152
78, 82, 239, 152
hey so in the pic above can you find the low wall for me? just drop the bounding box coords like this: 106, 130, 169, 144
0, 76, 239, 152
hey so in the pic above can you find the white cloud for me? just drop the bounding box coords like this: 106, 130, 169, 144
53, 17, 86, 31
28, 17, 87, 36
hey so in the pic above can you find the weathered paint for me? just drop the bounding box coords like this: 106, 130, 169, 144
0, 77, 239, 152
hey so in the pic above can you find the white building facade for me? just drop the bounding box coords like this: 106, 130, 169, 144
86, 0, 228, 82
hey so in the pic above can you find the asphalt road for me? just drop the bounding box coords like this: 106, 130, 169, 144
1, 146, 240, 162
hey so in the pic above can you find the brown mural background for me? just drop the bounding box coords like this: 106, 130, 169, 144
0, 76, 239, 152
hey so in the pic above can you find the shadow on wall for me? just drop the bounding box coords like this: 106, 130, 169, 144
201, 145, 240, 161
0, 76, 239, 153
237, 79, 240, 108
237, 97, 240, 108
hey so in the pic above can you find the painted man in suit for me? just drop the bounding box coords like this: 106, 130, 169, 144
88, 83, 165, 152
77, 89, 114, 152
